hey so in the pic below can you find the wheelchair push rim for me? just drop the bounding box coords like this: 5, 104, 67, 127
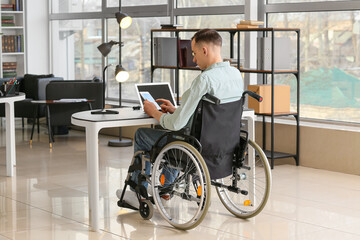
151, 141, 211, 230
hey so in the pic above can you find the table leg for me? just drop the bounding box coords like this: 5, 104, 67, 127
5, 102, 15, 176
86, 126, 100, 232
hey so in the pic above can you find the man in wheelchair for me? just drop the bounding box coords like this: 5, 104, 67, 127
117, 28, 243, 199
116, 29, 270, 229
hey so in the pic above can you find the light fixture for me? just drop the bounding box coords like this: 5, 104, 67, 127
97, 41, 124, 57
91, 64, 119, 115
115, 64, 129, 83
107, 1, 133, 147
115, 12, 132, 29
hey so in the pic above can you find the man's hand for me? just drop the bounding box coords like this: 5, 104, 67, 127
143, 100, 163, 122
156, 99, 176, 114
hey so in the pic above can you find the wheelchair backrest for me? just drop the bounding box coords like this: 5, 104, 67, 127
191, 98, 244, 179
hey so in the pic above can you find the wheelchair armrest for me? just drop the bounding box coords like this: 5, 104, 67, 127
204, 93, 220, 105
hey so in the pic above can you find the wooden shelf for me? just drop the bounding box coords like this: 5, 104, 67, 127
152, 65, 201, 70
256, 112, 298, 117
153, 65, 297, 73
2, 52, 24, 56
1, 26, 24, 29
264, 150, 296, 160
240, 68, 298, 74
152, 28, 300, 32
1, 11, 23, 14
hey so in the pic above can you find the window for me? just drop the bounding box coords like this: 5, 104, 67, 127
269, 11, 360, 122
268, 0, 342, 3
175, 15, 244, 94
107, 0, 167, 7
52, 0, 101, 13
107, 17, 170, 102
51, 19, 102, 80
177, 0, 244, 8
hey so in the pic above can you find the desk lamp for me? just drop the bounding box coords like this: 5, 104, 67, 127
91, 40, 126, 115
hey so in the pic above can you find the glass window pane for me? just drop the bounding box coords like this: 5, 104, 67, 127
107, 17, 170, 102
269, 11, 360, 123
52, 0, 101, 13
175, 15, 244, 94
268, 0, 345, 3
177, 0, 244, 8
107, 0, 167, 7
51, 19, 102, 80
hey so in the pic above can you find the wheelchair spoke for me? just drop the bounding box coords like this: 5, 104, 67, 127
152, 141, 211, 230
215, 139, 271, 219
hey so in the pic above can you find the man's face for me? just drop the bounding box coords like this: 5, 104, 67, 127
191, 39, 206, 70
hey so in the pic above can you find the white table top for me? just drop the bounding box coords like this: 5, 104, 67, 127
0, 92, 25, 103
72, 107, 158, 128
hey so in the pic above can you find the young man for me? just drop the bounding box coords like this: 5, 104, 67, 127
117, 29, 244, 203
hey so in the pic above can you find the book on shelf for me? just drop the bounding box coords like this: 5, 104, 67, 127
236, 24, 259, 29
2, 62, 17, 78
177, 39, 197, 68
1, 35, 24, 52
239, 20, 264, 26
160, 24, 183, 29
2, 16, 15, 26
1, 4, 14, 11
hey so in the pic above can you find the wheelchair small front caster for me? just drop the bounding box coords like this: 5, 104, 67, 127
139, 199, 153, 220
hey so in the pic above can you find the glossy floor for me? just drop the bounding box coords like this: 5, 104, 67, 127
1, 125, 360, 240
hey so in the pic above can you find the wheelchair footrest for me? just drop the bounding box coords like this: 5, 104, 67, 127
117, 199, 139, 211
211, 181, 248, 195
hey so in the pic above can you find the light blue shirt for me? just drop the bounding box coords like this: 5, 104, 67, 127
159, 61, 244, 131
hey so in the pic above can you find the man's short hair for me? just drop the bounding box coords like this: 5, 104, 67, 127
191, 29, 222, 47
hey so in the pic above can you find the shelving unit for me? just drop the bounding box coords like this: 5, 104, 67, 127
0, 0, 26, 78
150, 28, 300, 169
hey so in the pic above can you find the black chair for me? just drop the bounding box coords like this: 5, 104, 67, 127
42, 80, 103, 147
0, 74, 63, 131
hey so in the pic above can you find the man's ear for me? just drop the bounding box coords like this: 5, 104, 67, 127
202, 46, 208, 56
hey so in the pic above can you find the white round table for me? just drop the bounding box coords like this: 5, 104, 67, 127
0, 92, 25, 176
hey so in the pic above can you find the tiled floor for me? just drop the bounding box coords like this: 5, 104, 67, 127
1, 123, 360, 239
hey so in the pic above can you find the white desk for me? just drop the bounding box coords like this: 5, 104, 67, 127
0, 93, 26, 176
71, 107, 255, 231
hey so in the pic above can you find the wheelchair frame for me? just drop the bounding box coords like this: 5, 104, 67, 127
117, 91, 272, 230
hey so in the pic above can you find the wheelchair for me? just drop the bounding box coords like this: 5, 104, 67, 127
117, 91, 272, 230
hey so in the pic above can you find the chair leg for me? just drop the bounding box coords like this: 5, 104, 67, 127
22, 117, 24, 129
46, 105, 53, 148
30, 106, 38, 145
37, 117, 40, 134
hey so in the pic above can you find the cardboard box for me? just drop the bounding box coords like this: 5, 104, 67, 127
248, 85, 290, 114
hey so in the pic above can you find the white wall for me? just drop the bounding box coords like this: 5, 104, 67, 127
25, 0, 50, 74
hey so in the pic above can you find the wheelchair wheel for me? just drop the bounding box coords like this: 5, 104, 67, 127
151, 141, 211, 230
216, 139, 271, 218
139, 199, 153, 220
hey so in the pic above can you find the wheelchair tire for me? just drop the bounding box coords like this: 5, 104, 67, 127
139, 199, 154, 220
215, 139, 271, 218
151, 141, 211, 230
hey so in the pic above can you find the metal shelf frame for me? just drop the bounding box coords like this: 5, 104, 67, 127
150, 28, 300, 169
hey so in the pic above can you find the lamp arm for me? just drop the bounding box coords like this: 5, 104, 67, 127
108, 40, 123, 47
102, 64, 114, 110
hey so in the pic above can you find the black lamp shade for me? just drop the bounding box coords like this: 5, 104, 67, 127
115, 12, 132, 29
97, 42, 112, 57
97, 41, 123, 57
115, 65, 129, 82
